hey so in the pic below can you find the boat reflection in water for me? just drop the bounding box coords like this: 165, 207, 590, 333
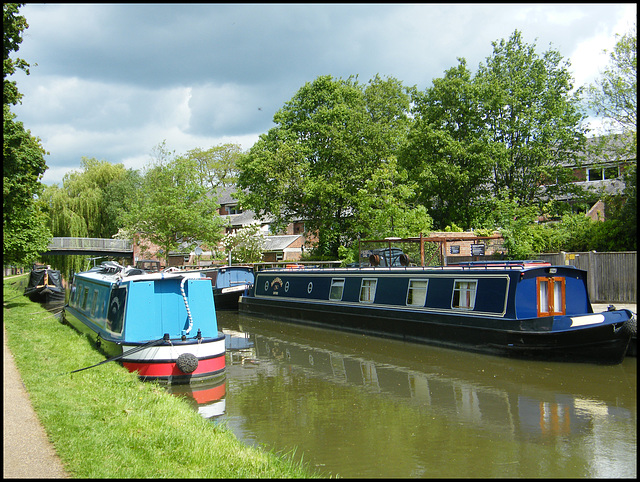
165, 332, 255, 420
219, 313, 635, 462
165, 376, 227, 420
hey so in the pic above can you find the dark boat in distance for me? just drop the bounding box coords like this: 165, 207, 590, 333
24, 265, 66, 303
239, 259, 634, 364
63, 261, 226, 384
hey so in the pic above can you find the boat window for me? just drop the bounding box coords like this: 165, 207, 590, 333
107, 287, 127, 334
359, 279, 377, 303
407, 279, 428, 306
329, 278, 345, 301
537, 277, 566, 316
452, 279, 477, 309
90, 290, 99, 316
81, 287, 89, 311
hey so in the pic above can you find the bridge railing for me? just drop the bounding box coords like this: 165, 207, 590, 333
47, 237, 133, 252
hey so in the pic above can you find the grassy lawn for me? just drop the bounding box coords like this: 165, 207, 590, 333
3, 275, 319, 478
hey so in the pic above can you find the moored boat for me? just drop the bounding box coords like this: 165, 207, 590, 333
24, 265, 66, 303
62, 261, 225, 384
239, 260, 634, 364
195, 265, 255, 310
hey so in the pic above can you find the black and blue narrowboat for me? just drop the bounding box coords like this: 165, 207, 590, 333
239, 260, 633, 364
62, 262, 225, 384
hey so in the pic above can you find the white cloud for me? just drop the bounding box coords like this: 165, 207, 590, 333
11, 3, 637, 186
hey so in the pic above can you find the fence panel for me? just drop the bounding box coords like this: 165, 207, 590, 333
537, 251, 636, 303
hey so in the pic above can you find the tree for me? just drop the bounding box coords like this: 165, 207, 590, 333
185, 143, 243, 190
400, 59, 495, 229
587, 24, 637, 139
403, 31, 588, 231
477, 31, 587, 206
121, 152, 226, 265
237, 75, 413, 257
3, 3, 51, 266
586, 24, 636, 250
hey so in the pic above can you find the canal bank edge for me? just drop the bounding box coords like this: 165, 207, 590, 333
3, 324, 69, 479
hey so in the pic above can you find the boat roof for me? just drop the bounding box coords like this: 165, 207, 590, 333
75, 262, 205, 284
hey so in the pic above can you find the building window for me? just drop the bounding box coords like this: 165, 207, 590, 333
329, 278, 345, 301
227, 204, 242, 215
359, 279, 377, 303
537, 277, 566, 316
406, 279, 428, 306
588, 165, 619, 182
452, 280, 477, 309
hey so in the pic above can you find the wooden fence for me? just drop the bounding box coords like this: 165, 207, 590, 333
536, 251, 636, 303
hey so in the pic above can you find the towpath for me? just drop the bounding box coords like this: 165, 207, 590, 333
3, 325, 69, 478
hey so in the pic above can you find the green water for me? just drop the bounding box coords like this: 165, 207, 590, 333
211, 311, 636, 478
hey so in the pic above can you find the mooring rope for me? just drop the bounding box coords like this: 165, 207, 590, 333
66, 336, 168, 375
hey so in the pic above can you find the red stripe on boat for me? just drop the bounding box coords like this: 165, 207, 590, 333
122, 354, 225, 377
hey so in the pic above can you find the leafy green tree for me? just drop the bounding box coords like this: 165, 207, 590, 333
39, 159, 141, 278
476, 30, 587, 205
121, 154, 226, 266
403, 30, 588, 231
354, 157, 432, 239
3, 3, 51, 266
400, 60, 494, 229
587, 24, 636, 250
185, 143, 243, 190
237, 75, 413, 257
587, 24, 637, 140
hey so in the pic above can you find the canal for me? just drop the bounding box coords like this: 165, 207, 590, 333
174, 311, 637, 478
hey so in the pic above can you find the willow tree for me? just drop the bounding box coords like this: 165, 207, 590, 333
40, 158, 140, 277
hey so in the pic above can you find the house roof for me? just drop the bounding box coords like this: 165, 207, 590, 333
262, 235, 301, 251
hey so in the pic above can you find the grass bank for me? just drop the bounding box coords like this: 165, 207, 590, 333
3, 275, 318, 478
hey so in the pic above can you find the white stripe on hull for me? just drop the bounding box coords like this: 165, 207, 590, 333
121, 338, 225, 361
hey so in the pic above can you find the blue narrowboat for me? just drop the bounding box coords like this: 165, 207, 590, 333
63, 262, 225, 383
239, 260, 634, 364
196, 265, 255, 310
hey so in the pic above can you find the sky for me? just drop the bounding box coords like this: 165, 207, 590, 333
10, 3, 637, 186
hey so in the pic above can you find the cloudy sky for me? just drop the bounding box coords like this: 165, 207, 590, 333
10, 3, 636, 186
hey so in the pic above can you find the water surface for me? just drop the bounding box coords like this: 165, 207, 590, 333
205, 311, 636, 478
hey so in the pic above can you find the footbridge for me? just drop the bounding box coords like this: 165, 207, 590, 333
42, 237, 134, 257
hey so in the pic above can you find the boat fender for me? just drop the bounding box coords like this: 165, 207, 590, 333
619, 316, 637, 337
176, 353, 198, 374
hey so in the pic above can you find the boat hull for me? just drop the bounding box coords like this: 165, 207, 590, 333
240, 287, 632, 365
24, 286, 66, 304
63, 307, 226, 383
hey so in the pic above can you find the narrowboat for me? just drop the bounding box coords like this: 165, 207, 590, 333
24, 265, 65, 303
195, 265, 255, 310
62, 261, 225, 384
239, 260, 634, 364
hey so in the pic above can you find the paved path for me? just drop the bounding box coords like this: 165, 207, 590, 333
3, 325, 69, 479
